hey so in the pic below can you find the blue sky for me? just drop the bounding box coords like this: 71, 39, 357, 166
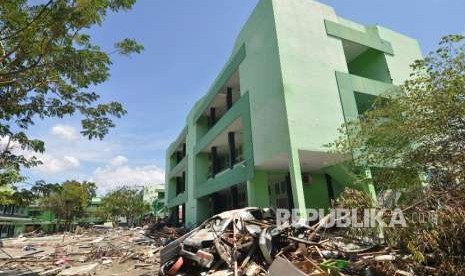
22, 0, 465, 193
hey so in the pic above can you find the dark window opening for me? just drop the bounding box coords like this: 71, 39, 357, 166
175, 172, 186, 196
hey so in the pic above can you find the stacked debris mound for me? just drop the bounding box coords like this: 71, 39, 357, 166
158, 208, 409, 276
145, 219, 189, 247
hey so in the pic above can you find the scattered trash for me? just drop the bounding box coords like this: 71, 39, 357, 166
0, 226, 162, 275
2, 196, 462, 276
23, 245, 37, 252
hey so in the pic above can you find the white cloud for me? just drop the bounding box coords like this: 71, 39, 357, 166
110, 155, 128, 167
42, 123, 121, 166
51, 124, 79, 141
1, 136, 80, 174
13, 122, 167, 190
0, 136, 20, 151
92, 158, 165, 193
34, 154, 80, 174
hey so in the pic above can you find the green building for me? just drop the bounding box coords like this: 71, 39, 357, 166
83, 197, 105, 226
0, 204, 32, 238
26, 197, 105, 232
165, 0, 422, 225
142, 184, 167, 218
0, 197, 106, 238
26, 203, 57, 233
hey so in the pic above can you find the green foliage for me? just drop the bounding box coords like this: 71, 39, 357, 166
0, 179, 64, 205
40, 180, 96, 230
115, 38, 144, 56
0, 166, 25, 187
100, 186, 150, 227
335, 188, 379, 241
0, 189, 16, 205
0, 0, 143, 188
30, 180, 62, 197
152, 196, 167, 216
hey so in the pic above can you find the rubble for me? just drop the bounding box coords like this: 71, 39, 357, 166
3, 184, 464, 276
0, 227, 162, 276
157, 206, 457, 276
144, 220, 188, 247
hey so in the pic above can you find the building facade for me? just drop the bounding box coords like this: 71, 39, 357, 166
0, 204, 32, 238
0, 197, 107, 238
142, 184, 167, 217
26, 203, 57, 233
165, 0, 422, 225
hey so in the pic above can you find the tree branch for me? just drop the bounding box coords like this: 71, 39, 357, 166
0, 0, 55, 41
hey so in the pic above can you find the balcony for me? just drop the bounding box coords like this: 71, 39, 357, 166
168, 128, 187, 171
325, 19, 395, 86
335, 72, 397, 122
196, 70, 241, 140
193, 94, 255, 199
169, 155, 187, 179
340, 39, 392, 84
167, 169, 187, 208
167, 192, 187, 209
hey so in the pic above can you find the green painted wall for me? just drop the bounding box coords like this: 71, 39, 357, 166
303, 174, 330, 209
376, 26, 423, 85
272, 0, 347, 152
234, 0, 290, 166
269, 0, 350, 216
247, 170, 270, 207
348, 49, 391, 83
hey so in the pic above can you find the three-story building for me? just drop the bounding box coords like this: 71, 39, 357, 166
165, 0, 422, 225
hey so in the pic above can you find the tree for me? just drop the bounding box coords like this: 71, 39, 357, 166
100, 186, 150, 227
0, 167, 26, 204
31, 180, 62, 197
0, 179, 63, 205
41, 180, 96, 231
0, 0, 143, 188
330, 34, 465, 191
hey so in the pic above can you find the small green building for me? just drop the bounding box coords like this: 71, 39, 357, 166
142, 184, 167, 218
165, 0, 422, 225
0, 197, 106, 238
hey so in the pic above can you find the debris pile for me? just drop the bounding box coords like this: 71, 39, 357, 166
382, 184, 465, 275
145, 220, 188, 247
158, 207, 449, 276
3, 184, 464, 276
0, 227, 162, 276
